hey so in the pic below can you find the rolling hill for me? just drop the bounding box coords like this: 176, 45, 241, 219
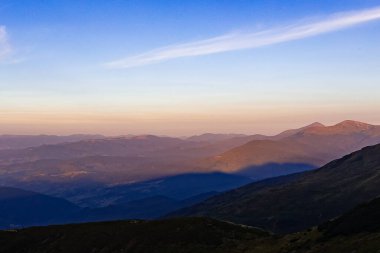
2, 196, 380, 253
273, 196, 380, 253
0, 218, 270, 253
0, 172, 252, 228
0, 186, 80, 229
169, 143, 380, 233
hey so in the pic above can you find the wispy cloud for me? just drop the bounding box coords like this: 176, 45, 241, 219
105, 6, 380, 69
0, 25, 12, 61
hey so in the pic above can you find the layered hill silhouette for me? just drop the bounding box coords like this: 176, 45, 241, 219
1, 126, 380, 252
169, 142, 380, 233
0, 133, 266, 166
0, 134, 103, 150
0, 134, 254, 189
0, 173, 252, 228
186, 133, 250, 142
0, 120, 379, 209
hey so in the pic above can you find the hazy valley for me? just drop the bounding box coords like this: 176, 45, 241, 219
0, 120, 380, 230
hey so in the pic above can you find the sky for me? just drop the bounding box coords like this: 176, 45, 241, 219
1, 0, 380, 136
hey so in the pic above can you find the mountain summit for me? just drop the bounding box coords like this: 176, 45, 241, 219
203, 120, 380, 174
334, 120, 374, 130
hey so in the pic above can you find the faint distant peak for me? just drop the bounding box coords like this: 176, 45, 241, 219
187, 133, 247, 142
305, 122, 325, 128
132, 135, 159, 140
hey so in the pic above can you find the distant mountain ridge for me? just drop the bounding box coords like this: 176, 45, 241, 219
0, 134, 104, 150
203, 120, 380, 173
186, 133, 249, 142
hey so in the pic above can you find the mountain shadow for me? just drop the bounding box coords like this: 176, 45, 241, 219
71, 192, 219, 223
78, 172, 253, 207
235, 162, 316, 180
168, 143, 380, 234
0, 187, 80, 229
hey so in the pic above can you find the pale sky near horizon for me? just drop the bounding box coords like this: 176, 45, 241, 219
1, 0, 380, 136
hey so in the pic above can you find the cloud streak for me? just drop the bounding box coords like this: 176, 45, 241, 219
0, 26, 11, 61
105, 6, 380, 69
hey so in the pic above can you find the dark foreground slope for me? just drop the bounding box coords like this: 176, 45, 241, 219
0, 218, 270, 253
320, 196, 380, 237
2, 198, 380, 253
170, 143, 380, 233
276, 196, 380, 253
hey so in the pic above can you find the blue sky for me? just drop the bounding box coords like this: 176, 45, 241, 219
1, 0, 380, 135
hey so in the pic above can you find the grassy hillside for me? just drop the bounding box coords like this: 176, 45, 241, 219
0, 217, 270, 253
169, 143, 380, 233
2, 199, 380, 253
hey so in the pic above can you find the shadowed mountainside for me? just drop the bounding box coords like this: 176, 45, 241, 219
0, 172, 252, 228
2, 197, 380, 253
236, 162, 315, 179
76, 172, 252, 207
169, 143, 380, 233
71, 192, 219, 222
0, 187, 80, 229
272, 196, 380, 253
0, 218, 270, 253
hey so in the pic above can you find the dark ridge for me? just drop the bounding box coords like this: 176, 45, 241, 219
168, 144, 380, 233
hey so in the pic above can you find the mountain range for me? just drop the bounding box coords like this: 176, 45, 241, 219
1, 120, 379, 186
1, 121, 380, 252
0, 120, 380, 229
0, 120, 379, 209
203, 120, 380, 173
0, 134, 104, 150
